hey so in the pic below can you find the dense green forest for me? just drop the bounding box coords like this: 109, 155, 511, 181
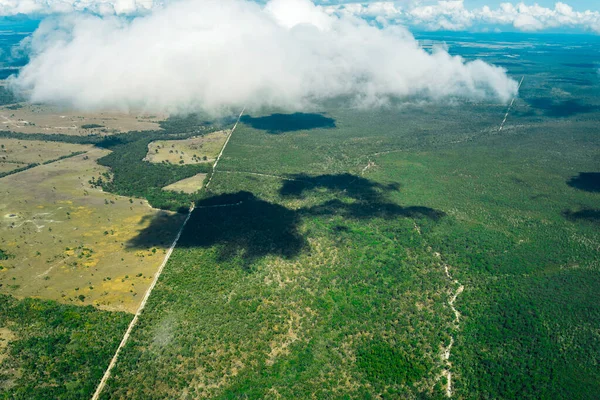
0, 294, 130, 399
100, 93, 599, 398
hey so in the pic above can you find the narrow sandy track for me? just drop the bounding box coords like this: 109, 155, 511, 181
91, 204, 195, 400
195, 201, 243, 209
499, 76, 524, 132
205, 107, 245, 188
219, 170, 305, 182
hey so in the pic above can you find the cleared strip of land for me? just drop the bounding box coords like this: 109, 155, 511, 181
91, 204, 195, 400
205, 107, 245, 188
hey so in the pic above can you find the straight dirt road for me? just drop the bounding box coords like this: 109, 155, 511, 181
91, 204, 195, 400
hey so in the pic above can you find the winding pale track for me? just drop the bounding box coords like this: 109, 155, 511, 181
440, 260, 465, 397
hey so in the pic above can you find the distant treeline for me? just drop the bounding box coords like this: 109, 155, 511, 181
0, 86, 19, 106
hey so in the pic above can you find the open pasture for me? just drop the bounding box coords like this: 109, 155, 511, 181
0, 150, 186, 313
145, 130, 228, 165
0, 137, 90, 176
0, 103, 166, 135
162, 173, 207, 194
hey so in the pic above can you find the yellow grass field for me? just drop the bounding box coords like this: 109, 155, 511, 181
0, 164, 16, 174
0, 104, 166, 135
145, 130, 228, 165
162, 173, 207, 194
0, 150, 186, 313
0, 138, 91, 175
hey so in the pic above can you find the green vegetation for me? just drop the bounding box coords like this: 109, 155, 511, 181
2, 37, 600, 399
94, 130, 210, 211
0, 249, 11, 260
100, 97, 598, 398
81, 124, 104, 129
0, 294, 130, 399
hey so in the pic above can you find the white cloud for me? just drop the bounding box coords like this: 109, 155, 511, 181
325, 1, 600, 33
10, 0, 518, 115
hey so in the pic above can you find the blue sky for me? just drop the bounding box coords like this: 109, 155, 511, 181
1, 0, 599, 34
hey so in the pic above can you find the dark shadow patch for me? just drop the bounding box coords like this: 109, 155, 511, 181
127, 175, 445, 270
130, 191, 306, 270
126, 211, 189, 249
527, 98, 597, 118
285, 173, 443, 221
280, 173, 400, 200
333, 225, 349, 233
567, 172, 600, 193
301, 199, 445, 221
562, 209, 600, 224
240, 113, 336, 134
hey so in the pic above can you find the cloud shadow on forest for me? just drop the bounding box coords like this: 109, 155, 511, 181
279, 173, 400, 200
240, 113, 336, 134
527, 97, 597, 118
567, 172, 600, 193
562, 209, 600, 224
127, 174, 445, 270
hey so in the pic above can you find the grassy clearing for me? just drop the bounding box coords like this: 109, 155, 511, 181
0, 163, 16, 174
162, 173, 207, 194
0, 150, 186, 313
0, 138, 92, 175
145, 130, 228, 165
